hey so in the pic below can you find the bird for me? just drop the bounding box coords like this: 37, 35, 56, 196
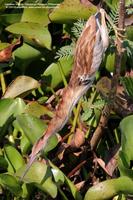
21, 8, 109, 180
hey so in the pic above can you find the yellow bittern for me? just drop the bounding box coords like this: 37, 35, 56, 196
21, 8, 109, 179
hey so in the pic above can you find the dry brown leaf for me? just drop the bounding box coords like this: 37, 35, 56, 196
70, 128, 85, 148
0, 38, 22, 62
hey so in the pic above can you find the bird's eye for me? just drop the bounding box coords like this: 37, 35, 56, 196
78, 75, 93, 85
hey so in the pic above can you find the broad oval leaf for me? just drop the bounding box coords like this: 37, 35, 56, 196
15, 113, 58, 153
120, 115, 133, 167
2, 76, 40, 98
0, 98, 25, 127
16, 161, 57, 198
49, 0, 97, 23
6, 22, 51, 49
21, 8, 50, 26
15, 113, 47, 144
49, 161, 65, 184
14, 42, 42, 60
84, 176, 133, 200
0, 14, 22, 25
42, 57, 73, 89
0, 174, 22, 196
24, 101, 53, 118
4, 145, 25, 173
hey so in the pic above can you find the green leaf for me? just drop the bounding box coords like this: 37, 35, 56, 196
21, 8, 50, 26
0, 14, 22, 25
120, 77, 133, 99
15, 113, 47, 145
15, 113, 58, 153
55, 45, 74, 59
49, 0, 97, 23
14, 42, 41, 60
84, 176, 133, 200
49, 160, 81, 199
4, 145, 25, 173
3, 76, 40, 98
42, 56, 73, 89
81, 109, 93, 121
93, 99, 105, 109
49, 161, 65, 184
65, 175, 82, 200
0, 174, 22, 196
120, 115, 133, 167
16, 161, 57, 198
0, 156, 8, 171
0, 98, 25, 127
6, 22, 51, 49
24, 101, 53, 118
20, 133, 31, 155
14, 42, 42, 73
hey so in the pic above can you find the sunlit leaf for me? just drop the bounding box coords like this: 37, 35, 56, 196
2, 76, 40, 98
4, 145, 25, 173
84, 176, 133, 200
21, 8, 50, 26
15, 113, 47, 145
42, 57, 73, 89
120, 115, 133, 167
16, 161, 57, 198
65, 175, 82, 200
0, 98, 25, 127
6, 22, 51, 49
24, 101, 53, 118
49, 0, 97, 23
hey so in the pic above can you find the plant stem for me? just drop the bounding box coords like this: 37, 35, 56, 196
68, 99, 82, 144
58, 61, 68, 87
0, 73, 6, 94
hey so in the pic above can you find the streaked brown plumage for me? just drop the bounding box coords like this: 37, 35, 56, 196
21, 9, 109, 179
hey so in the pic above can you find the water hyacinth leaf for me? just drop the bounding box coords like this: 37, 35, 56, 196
0, 174, 22, 196
13, 120, 31, 154
15, 113, 58, 153
42, 134, 59, 154
21, 8, 50, 26
49, 0, 97, 23
0, 156, 8, 171
4, 145, 25, 173
120, 115, 133, 167
6, 22, 51, 49
38, 175, 57, 198
16, 161, 57, 198
0, 13, 22, 25
84, 176, 133, 200
24, 101, 53, 118
15, 113, 47, 145
0, 98, 25, 127
14, 42, 42, 60
16, 161, 48, 183
49, 161, 65, 183
42, 56, 73, 89
2, 76, 40, 98
64, 175, 82, 200
20, 133, 31, 155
